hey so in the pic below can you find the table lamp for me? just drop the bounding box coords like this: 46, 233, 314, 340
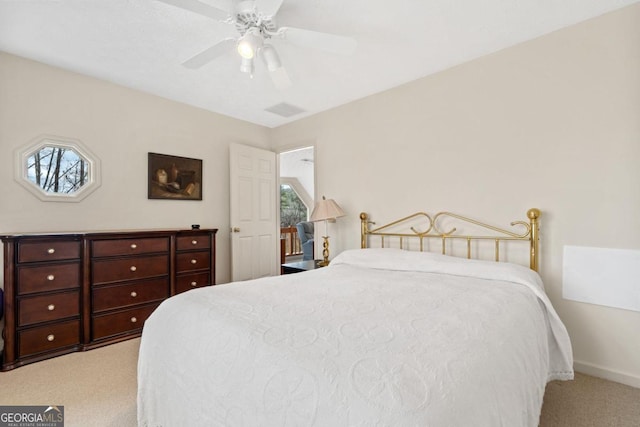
310, 196, 345, 266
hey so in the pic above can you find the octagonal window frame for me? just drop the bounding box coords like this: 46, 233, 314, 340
15, 135, 101, 202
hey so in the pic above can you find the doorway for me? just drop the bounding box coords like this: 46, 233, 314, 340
279, 146, 315, 266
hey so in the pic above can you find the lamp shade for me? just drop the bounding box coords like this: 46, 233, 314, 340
237, 29, 263, 59
261, 45, 282, 71
310, 196, 345, 222
239, 57, 253, 74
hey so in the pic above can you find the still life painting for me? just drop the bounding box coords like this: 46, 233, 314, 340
148, 152, 202, 200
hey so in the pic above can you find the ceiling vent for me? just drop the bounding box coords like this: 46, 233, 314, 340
264, 102, 306, 118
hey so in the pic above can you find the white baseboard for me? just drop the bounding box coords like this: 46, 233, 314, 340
574, 360, 640, 389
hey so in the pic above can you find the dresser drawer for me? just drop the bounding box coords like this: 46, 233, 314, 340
92, 278, 169, 313
176, 234, 211, 251
92, 303, 160, 340
18, 240, 81, 263
92, 237, 169, 257
92, 254, 169, 285
176, 251, 210, 273
18, 291, 80, 326
17, 263, 81, 295
175, 272, 210, 294
18, 320, 80, 358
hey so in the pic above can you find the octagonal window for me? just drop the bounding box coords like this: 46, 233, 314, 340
15, 136, 101, 202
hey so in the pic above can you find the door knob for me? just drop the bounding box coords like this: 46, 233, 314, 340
232, 227, 240, 233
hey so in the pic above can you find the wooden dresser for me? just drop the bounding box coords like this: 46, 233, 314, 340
1, 228, 217, 371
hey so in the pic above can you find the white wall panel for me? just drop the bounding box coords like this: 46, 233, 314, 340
563, 246, 640, 313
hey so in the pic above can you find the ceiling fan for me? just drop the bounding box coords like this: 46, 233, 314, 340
157, 0, 358, 89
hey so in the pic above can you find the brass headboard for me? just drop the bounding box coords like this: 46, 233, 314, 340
360, 208, 541, 271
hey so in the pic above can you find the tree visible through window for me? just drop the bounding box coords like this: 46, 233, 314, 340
280, 184, 308, 226
26, 145, 89, 194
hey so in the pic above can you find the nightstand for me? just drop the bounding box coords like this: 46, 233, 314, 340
281, 260, 323, 274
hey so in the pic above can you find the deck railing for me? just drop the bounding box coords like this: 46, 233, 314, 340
280, 226, 302, 260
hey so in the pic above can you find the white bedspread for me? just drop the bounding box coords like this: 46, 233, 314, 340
137, 249, 573, 427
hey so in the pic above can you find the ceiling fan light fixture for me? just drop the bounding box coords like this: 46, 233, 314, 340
240, 57, 254, 75
237, 28, 263, 59
261, 45, 282, 71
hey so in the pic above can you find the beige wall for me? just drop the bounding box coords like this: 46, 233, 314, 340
1, 4, 638, 385
271, 4, 640, 386
0, 52, 271, 284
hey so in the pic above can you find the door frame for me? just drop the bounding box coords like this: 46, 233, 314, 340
277, 144, 317, 265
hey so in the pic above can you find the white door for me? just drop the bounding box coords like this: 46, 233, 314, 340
230, 143, 279, 281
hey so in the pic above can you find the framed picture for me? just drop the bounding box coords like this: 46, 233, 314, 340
148, 152, 202, 200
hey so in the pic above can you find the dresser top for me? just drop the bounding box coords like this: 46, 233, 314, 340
0, 228, 218, 240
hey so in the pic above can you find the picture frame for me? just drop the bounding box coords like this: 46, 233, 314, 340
148, 152, 202, 200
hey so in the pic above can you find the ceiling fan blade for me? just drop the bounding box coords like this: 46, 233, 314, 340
156, 0, 231, 21
255, 0, 284, 18
182, 38, 236, 69
277, 27, 357, 55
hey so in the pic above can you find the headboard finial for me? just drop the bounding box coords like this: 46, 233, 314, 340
527, 208, 541, 220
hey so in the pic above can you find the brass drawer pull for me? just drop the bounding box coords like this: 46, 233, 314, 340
130, 266, 137, 272
191, 240, 198, 245
47, 304, 56, 311
190, 281, 197, 287
130, 317, 137, 323
47, 274, 55, 281
191, 259, 197, 264
130, 291, 137, 297
130, 243, 138, 249
47, 248, 55, 254
47, 334, 55, 342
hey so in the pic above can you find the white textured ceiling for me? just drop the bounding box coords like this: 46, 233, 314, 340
0, 0, 637, 128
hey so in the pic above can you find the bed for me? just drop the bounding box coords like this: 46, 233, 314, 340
137, 208, 573, 426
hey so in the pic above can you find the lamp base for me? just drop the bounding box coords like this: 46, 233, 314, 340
320, 236, 330, 266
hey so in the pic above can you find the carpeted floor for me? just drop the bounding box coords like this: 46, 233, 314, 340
541, 372, 640, 427
0, 339, 139, 427
0, 338, 639, 426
